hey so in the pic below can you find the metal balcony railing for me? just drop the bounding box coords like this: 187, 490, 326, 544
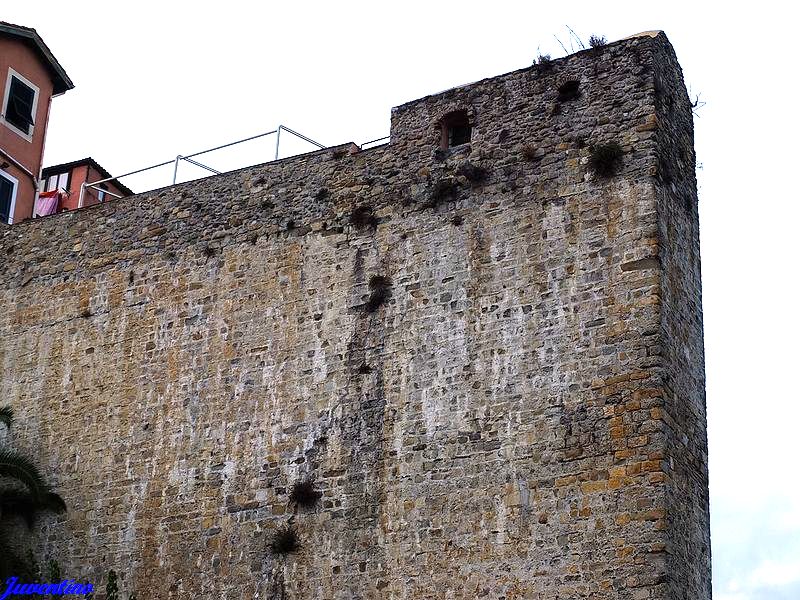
78, 124, 325, 207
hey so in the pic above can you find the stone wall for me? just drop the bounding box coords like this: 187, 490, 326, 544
650, 37, 712, 600
0, 32, 709, 599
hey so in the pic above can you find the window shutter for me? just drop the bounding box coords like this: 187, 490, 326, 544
6, 77, 36, 132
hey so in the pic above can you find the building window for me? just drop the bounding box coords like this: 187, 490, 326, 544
97, 183, 108, 203
44, 172, 70, 192
0, 171, 19, 225
2, 69, 39, 140
440, 110, 471, 149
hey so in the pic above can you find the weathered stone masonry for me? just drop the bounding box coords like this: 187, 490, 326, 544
0, 32, 709, 599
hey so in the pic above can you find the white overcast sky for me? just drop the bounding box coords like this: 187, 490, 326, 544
6, 2, 799, 597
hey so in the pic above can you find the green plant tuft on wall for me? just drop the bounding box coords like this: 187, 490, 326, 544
290, 479, 323, 509
588, 142, 624, 178
271, 525, 301, 555
533, 53, 553, 72
589, 35, 607, 48
557, 80, 581, 102
350, 205, 378, 230
364, 275, 391, 312
456, 162, 489, 184
426, 178, 459, 208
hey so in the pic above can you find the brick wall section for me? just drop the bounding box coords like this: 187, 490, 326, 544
0, 32, 709, 599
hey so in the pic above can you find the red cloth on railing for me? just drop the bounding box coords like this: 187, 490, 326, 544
34, 190, 61, 217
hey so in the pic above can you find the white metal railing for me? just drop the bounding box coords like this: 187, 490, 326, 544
79, 124, 325, 207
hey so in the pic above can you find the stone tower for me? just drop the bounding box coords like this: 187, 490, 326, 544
0, 31, 709, 599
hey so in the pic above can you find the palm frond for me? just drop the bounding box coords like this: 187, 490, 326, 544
42, 491, 67, 513
0, 406, 13, 429
0, 487, 67, 529
0, 487, 37, 527
0, 448, 49, 498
